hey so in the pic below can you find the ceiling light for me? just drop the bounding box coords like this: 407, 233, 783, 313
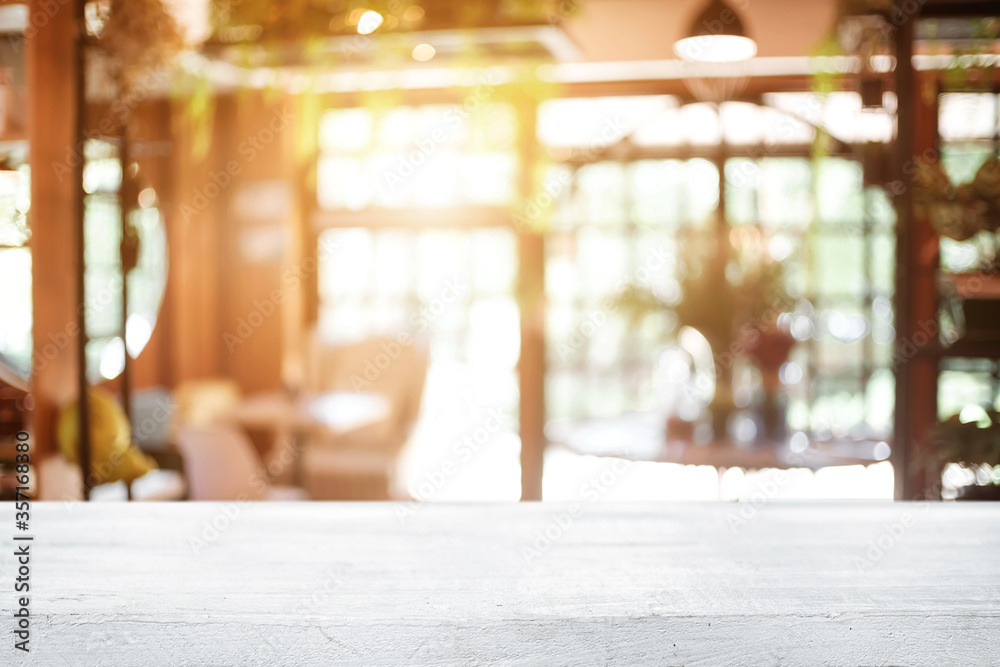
674, 0, 757, 63
412, 43, 436, 62
403, 5, 425, 22
357, 10, 383, 35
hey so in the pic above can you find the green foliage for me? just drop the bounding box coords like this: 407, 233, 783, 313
618, 234, 791, 350
930, 411, 1000, 468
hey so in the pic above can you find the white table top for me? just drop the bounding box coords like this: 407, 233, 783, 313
8, 502, 1000, 666
547, 411, 889, 470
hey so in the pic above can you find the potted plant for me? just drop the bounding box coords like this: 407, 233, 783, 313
926, 410, 1000, 500
620, 231, 796, 441
915, 156, 1000, 342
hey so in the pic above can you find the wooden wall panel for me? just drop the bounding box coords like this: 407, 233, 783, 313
217, 94, 297, 394
27, 0, 81, 461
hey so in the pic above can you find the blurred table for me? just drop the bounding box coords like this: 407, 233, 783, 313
225, 391, 392, 483
17, 502, 1000, 665
547, 411, 890, 471
226, 391, 391, 434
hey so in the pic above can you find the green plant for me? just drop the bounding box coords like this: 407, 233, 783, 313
619, 233, 791, 350
914, 155, 1000, 268
929, 410, 1000, 469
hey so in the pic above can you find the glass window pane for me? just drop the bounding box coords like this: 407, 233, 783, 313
0, 248, 31, 377
815, 158, 864, 225
939, 93, 998, 141
319, 108, 373, 152
758, 158, 813, 230
573, 162, 627, 226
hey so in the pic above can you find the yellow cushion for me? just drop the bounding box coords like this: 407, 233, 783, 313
56, 388, 156, 485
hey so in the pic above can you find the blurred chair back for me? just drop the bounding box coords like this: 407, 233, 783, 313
175, 425, 267, 501
175, 425, 308, 501
301, 332, 429, 499
304, 333, 429, 451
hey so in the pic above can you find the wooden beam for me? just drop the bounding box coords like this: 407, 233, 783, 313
27, 0, 86, 492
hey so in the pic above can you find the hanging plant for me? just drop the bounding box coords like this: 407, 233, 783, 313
914, 156, 1000, 245
929, 411, 1000, 469
89, 0, 185, 99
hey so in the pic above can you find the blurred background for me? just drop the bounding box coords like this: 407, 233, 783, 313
2, 0, 1000, 503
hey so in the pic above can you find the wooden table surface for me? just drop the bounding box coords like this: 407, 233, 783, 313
5, 503, 999, 666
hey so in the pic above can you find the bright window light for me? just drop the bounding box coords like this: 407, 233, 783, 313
674, 34, 757, 63
356, 10, 383, 35
412, 43, 436, 62
99, 337, 126, 380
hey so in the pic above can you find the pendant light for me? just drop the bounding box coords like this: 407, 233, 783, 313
674, 0, 757, 63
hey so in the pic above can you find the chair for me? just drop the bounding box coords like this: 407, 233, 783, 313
301, 333, 429, 499
171, 378, 241, 433
175, 425, 307, 501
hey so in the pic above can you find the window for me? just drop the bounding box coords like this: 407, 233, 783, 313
314, 93, 898, 500
542, 95, 896, 447
0, 139, 167, 386
317, 103, 517, 210
0, 160, 31, 386
314, 104, 522, 500
933, 92, 1000, 496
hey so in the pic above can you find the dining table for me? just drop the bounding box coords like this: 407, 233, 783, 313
547, 411, 893, 498
9, 501, 999, 665
225, 390, 392, 434
223, 390, 393, 484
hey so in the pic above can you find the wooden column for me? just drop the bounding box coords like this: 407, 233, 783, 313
516, 95, 545, 501
27, 0, 85, 479
893, 12, 940, 500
